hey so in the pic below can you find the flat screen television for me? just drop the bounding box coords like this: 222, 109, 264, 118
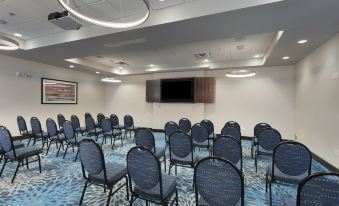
161, 78, 194, 102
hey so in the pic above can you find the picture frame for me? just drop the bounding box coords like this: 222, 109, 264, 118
41, 78, 78, 104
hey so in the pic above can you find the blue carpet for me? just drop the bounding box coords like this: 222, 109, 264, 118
0, 132, 329, 206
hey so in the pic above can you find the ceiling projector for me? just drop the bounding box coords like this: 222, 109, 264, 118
48, 11, 82, 30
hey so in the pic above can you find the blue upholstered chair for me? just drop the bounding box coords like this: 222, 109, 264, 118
85, 114, 102, 141
194, 157, 244, 206
17, 116, 33, 144
110, 114, 125, 130
57, 114, 66, 130
71, 115, 86, 136
169, 131, 198, 175
0, 126, 25, 164
46, 118, 66, 156
63, 121, 90, 161
296, 172, 339, 206
0, 126, 42, 183
78, 139, 129, 206
30, 117, 49, 148
164, 121, 179, 146
97, 113, 105, 127
200, 119, 215, 140
101, 117, 123, 149
266, 141, 312, 205
135, 128, 166, 171
225, 121, 241, 132
254, 128, 281, 172
213, 135, 243, 171
221, 125, 241, 143
124, 115, 137, 139
191, 123, 210, 155
251, 123, 271, 158
127, 146, 178, 205
179, 118, 191, 134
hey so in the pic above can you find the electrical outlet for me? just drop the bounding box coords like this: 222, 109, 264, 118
335, 148, 339, 156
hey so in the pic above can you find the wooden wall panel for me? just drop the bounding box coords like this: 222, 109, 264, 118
146, 80, 161, 102
194, 77, 215, 103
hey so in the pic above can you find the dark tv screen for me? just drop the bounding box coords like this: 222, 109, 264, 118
161, 79, 194, 102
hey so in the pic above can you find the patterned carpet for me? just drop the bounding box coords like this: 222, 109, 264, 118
0, 132, 329, 206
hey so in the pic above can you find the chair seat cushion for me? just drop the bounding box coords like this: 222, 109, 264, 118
193, 140, 209, 147
88, 128, 102, 135
267, 164, 306, 184
104, 130, 122, 137
171, 152, 198, 166
0, 141, 25, 155
198, 196, 241, 206
68, 137, 91, 145
50, 134, 67, 142
22, 130, 33, 136
155, 147, 166, 159
6, 146, 42, 160
35, 132, 48, 138
125, 126, 136, 131
89, 163, 127, 185
134, 174, 177, 201
75, 127, 86, 133
113, 125, 125, 129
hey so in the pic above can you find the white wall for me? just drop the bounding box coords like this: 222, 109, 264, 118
105, 66, 295, 138
295, 33, 339, 168
0, 54, 105, 136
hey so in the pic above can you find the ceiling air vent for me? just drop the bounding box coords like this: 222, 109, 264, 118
116, 61, 129, 66
194, 53, 211, 59
103, 38, 147, 48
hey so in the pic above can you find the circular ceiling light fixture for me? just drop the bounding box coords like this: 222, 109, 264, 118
0, 35, 20, 50
225, 69, 256, 78
101, 77, 122, 83
57, 0, 150, 29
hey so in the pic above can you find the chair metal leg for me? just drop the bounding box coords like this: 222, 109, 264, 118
27, 137, 32, 146
163, 155, 167, 172
74, 148, 79, 162
125, 176, 129, 201
0, 158, 8, 177
175, 189, 179, 206
175, 165, 177, 175
106, 187, 113, 206
168, 163, 171, 175
38, 155, 42, 173
46, 141, 52, 155
255, 153, 258, 173
63, 144, 69, 158
26, 158, 29, 170
79, 179, 88, 206
11, 161, 22, 183
269, 180, 272, 206
56, 142, 62, 157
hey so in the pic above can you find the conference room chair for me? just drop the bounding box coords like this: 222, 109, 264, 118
225, 121, 241, 132
135, 128, 166, 171
221, 124, 241, 143
46, 118, 66, 157
78, 139, 129, 206
0, 126, 42, 183
110, 114, 124, 130
0, 126, 25, 164
30, 117, 49, 149
168, 131, 198, 175
164, 121, 179, 146
124, 115, 137, 140
97, 113, 105, 127
296, 172, 339, 206
101, 117, 123, 149
85, 114, 102, 141
57, 114, 66, 131
71, 115, 86, 136
266, 141, 312, 206
254, 128, 282, 172
191, 123, 211, 155
194, 157, 244, 206
127, 146, 178, 206
213, 135, 243, 172
178, 118, 191, 134
200, 119, 215, 140
17, 116, 33, 144
63, 121, 90, 161
251, 123, 271, 158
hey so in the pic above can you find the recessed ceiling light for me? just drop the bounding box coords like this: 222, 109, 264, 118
203, 59, 209, 62
14, 33, 22, 37
226, 70, 256, 78
159, 0, 165, 1
282, 56, 290, 60
118, 67, 123, 70
149, 64, 154, 67
146, 68, 159, 72
69, 65, 74, 68
96, 71, 100, 74
101, 77, 122, 83
254, 54, 260, 58
298, 39, 308, 44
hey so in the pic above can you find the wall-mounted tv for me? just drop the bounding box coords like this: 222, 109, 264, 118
161, 78, 194, 102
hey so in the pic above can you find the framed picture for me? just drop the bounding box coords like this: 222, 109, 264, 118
41, 78, 78, 104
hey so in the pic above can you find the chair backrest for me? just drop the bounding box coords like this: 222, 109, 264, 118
254, 123, 271, 137
124, 115, 134, 128
31, 117, 42, 135
79, 139, 107, 182
191, 123, 209, 143
225, 121, 241, 132
17, 116, 28, 132
194, 157, 244, 206
213, 135, 242, 171
46, 118, 58, 137
164, 121, 179, 138
71, 115, 80, 129
110, 114, 119, 127
257, 128, 281, 155
221, 125, 241, 142
127, 146, 163, 197
63, 121, 75, 140
297, 172, 339, 206
85, 115, 96, 131
179, 118, 191, 133
101, 117, 112, 133
97, 113, 105, 126
272, 141, 312, 178
57, 114, 66, 128
135, 128, 155, 152
169, 131, 193, 161
200, 119, 214, 136
0, 126, 15, 155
